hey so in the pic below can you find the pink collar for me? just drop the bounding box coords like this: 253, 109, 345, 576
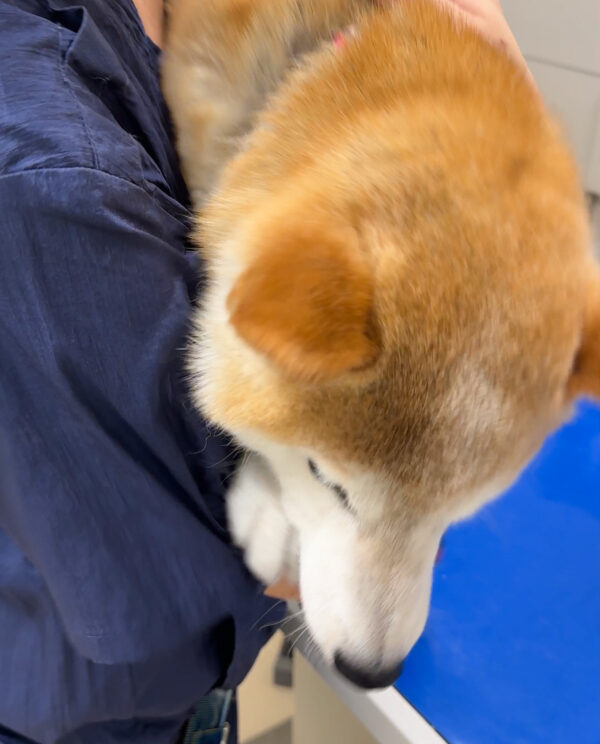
332, 25, 357, 49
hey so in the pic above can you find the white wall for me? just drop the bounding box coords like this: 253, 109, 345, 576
502, 0, 600, 194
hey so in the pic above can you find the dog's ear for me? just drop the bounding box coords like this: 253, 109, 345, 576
227, 220, 380, 383
569, 278, 600, 399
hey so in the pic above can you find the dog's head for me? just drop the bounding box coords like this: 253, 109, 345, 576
188, 5, 600, 686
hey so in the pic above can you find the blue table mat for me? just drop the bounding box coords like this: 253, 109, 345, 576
395, 401, 600, 744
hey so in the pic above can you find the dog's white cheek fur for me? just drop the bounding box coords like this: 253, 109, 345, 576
226, 453, 298, 585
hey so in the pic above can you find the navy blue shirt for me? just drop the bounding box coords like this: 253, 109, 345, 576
0, 1, 281, 742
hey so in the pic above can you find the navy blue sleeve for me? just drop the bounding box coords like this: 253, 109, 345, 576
0, 166, 279, 673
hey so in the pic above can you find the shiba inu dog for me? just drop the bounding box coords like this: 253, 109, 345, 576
162, 0, 600, 688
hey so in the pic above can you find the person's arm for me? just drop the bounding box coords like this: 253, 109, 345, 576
135, 0, 164, 46
0, 166, 282, 675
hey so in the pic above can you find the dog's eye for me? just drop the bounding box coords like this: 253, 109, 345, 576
308, 459, 351, 510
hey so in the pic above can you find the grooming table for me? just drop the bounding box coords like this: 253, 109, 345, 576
299, 401, 600, 743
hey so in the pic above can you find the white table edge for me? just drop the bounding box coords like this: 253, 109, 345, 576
301, 650, 446, 744
281, 600, 446, 744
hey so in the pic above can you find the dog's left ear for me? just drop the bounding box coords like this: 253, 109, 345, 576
569, 278, 600, 399
227, 220, 380, 383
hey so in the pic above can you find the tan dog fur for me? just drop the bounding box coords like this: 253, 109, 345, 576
163, 0, 600, 684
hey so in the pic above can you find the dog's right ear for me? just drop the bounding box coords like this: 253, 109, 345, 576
569, 277, 600, 399
227, 219, 380, 384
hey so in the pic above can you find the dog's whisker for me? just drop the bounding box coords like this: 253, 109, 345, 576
255, 604, 305, 632
305, 636, 317, 659
290, 626, 311, 654
258, 620, 282, 632
250, 599, 286, 631
258, 613, 303, 633
258, 617, 292, 632
282, 623, 306, 640
285, 623, 309, 646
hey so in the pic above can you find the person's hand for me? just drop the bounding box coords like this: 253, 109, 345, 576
265, 576, 301, 602
437, 0, 533, 81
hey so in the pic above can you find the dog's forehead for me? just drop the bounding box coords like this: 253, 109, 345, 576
303, 299, 574, 500
313, 364, 501, 468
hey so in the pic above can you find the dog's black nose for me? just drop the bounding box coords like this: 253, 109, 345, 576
334, 652, 404, 689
